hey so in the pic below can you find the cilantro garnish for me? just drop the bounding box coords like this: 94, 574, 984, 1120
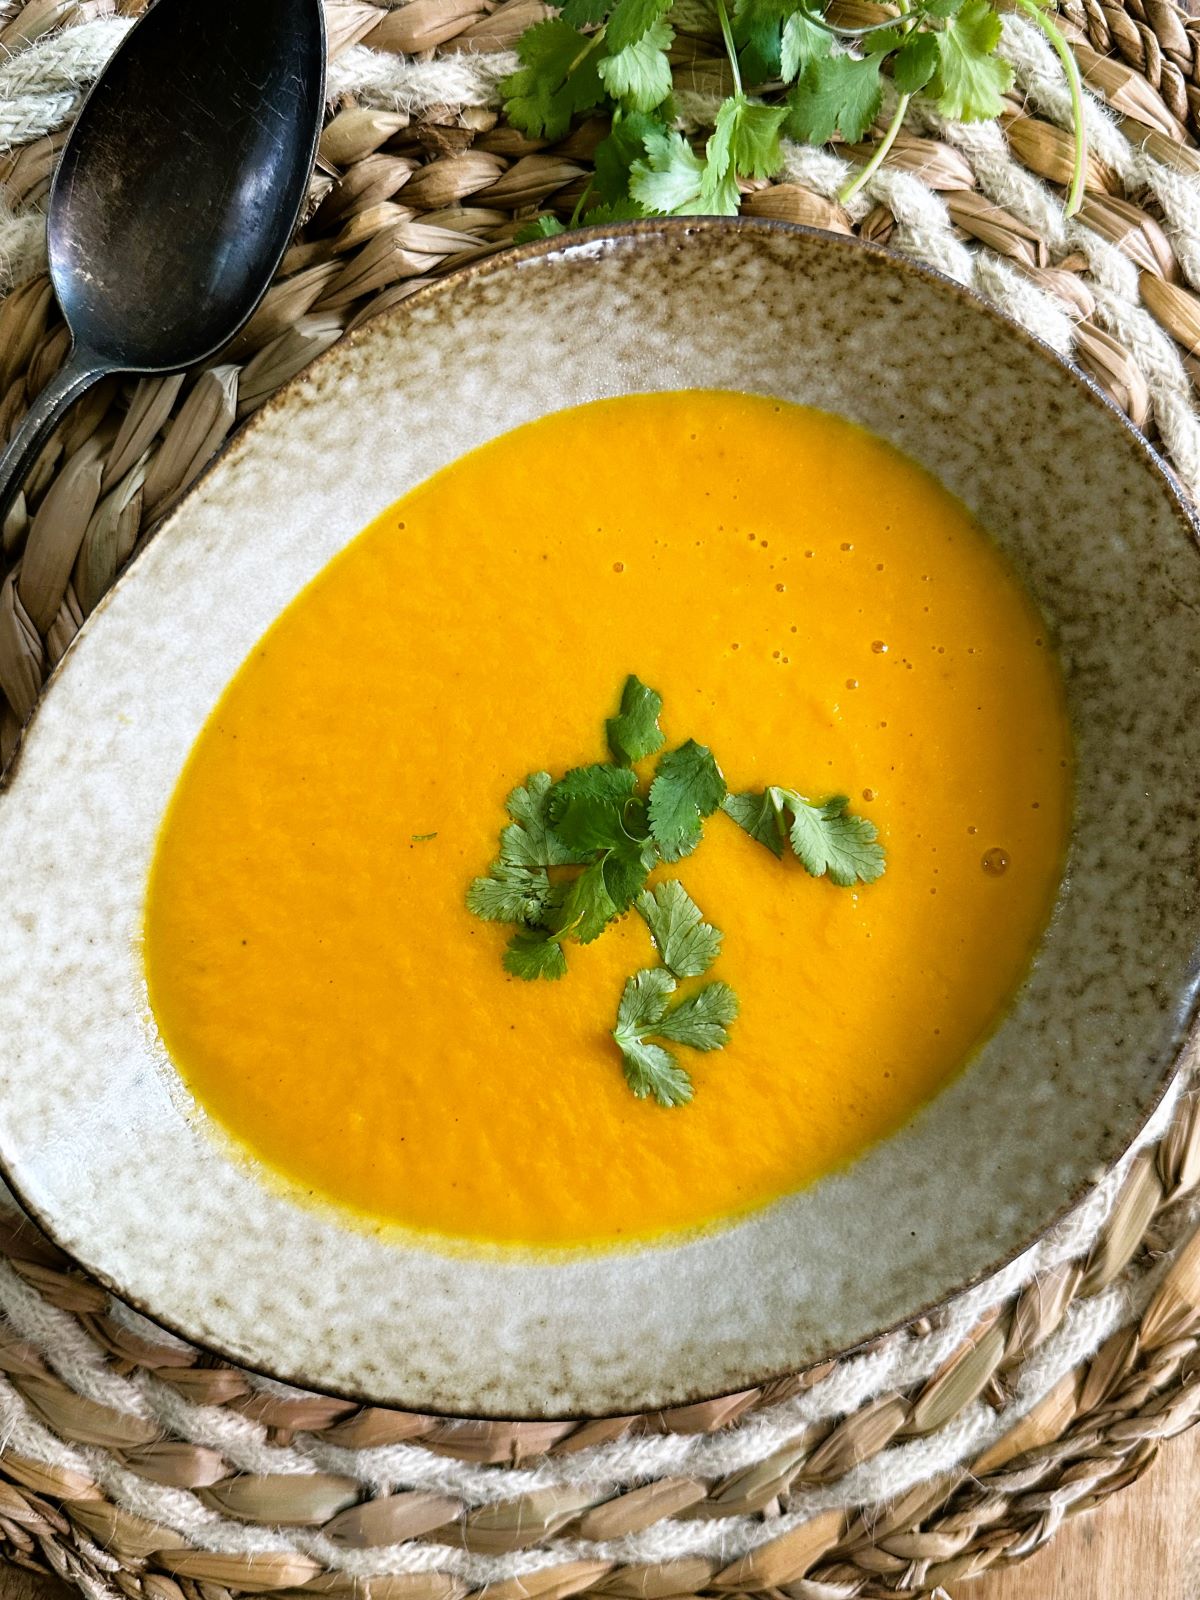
500, 771, 592, 867
557, 855, 623, 942
613, 968, 739, 1106
648, 740, 727, 861
465, 676, 884, 1103
548, 762, 639, 850
636, 880, 722, 977
653, 980, 740, 1049
607, 673, 665, 765
504, 928, 570, 981
502, 0, 1087, 223
724, 786, 886, 885
466, 861, 558, 924
721, 789, 785, 858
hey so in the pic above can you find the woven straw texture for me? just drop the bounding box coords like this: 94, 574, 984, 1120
4, 0, 1200, 1596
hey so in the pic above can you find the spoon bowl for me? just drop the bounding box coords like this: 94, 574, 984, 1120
49, 0, 326, 371
0, 0, 325, 572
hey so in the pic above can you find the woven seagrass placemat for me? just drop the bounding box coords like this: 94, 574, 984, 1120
4, 1, 1200, 1596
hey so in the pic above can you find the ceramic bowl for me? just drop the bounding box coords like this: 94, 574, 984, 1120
1, 220, 1199, 1417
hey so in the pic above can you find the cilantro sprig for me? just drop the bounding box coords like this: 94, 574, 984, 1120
607, 673, 665, 764
506, 0, 1086, 227
648, 740, 726, 861
614, 967, 739, 1106
637, 880, 723, 977
466, 674, 884, 1103
467, 676, 726, 983
723, 787, 886, 884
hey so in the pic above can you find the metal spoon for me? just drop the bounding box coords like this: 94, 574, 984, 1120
0, 0, 326, 531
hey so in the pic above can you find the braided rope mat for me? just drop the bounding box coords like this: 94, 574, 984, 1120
4, 1, 1200, 1596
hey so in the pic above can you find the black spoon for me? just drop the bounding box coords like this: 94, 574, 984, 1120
0, 0, 326, 530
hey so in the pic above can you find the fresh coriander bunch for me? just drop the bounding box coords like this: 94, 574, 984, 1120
504, 0, 1086, 225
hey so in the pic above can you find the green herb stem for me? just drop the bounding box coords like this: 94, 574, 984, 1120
574, 22, 607, 72
569, 175, 596, 226
807, 11, 914, 37
1012, 0, 1087, 218
714, 0, 743, 97
839, 86, 910, 203
839, 0, 911, 205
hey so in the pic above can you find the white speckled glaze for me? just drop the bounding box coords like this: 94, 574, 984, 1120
1, 221, 1198, 1417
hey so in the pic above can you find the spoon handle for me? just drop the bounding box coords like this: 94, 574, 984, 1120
0, 349, 112, 541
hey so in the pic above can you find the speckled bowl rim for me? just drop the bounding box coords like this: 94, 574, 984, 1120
1, 217, 1198, 1418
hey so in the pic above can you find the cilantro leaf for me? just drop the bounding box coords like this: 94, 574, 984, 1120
560, 0, 611, 23
729, 0, 787, 28
892, 29, 940, 95
724, 786, 885, 884
598, 20, 674, 113
781, 7, 831, 83
612, 968, 738, 1105
606, 673, 665, 765
787, 52, 882, 145
501, 771, 590, 867
504, 929, 568, 981
623, 794, 651, 838
734, 1, 782, 83
619, 1035, 695, 1105
721, 789, 785, 857
582, 197, 651, 223
707, 93, 787, 184
636, 881, 723, 977
613, 968, 693, 1106
782, 790, 886, 886
654, 980, 739, 1049
503, 19, 607, 141
593, 110, 661, 204
467, 862, 556, 923
604, 836, 656, 911
514, 215, 568, 243
548, 763, 638, 851
731, 0, 789, 81
557, 854, 620, 942
648, 740, 727, 861
862, 23, 905, 54
606, 0, 672, 53
932, 0, 1013, 121
629, 125, 741, 216
698, 155, 742, 216
730, 0, 830, 82
629, 126, 706, 212
616, 963, 675, 1031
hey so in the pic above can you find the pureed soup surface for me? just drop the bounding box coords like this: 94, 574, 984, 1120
144, 391, 1072, 1249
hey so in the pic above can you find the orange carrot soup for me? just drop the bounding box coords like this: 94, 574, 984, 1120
143, 391, 1072, 1249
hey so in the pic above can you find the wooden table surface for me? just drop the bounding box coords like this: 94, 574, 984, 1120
2, 1422, 1197, 1600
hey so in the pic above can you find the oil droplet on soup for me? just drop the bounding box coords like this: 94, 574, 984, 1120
143, 392, 1072, 1249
